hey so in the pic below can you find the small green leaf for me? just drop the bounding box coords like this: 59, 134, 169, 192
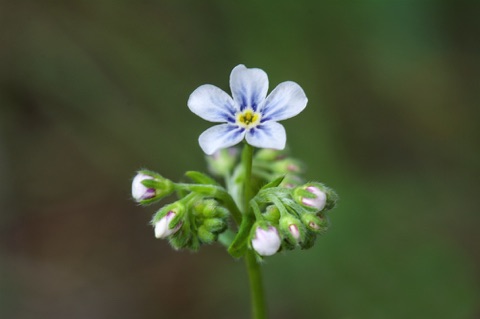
260, 175, 285, 190
185, 171, 220, 186
228, 213, 255, 258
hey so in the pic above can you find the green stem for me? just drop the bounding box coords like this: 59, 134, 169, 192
245, 249, 266, 319
242, 143, 254, 212
241, 143, 267, 319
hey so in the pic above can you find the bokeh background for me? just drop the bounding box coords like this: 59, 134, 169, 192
1, 1, 479, 318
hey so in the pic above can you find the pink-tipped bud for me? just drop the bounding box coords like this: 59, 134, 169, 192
131, 173, 156, 201
301, 186, 327, 211
251, 226, 281, 256
288, 224, 301, 240
154, 211, 181, 239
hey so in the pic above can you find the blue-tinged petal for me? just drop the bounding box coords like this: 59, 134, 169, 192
188, 84, 238, 123
199, 124, 246, 155
230, 64, 268, 112
245, 122, 286, 150
259, 81, 307, 122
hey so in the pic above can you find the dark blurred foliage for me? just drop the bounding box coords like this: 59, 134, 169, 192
0, 1, 479, 318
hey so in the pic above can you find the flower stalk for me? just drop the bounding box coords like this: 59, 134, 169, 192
241, 143, 267, 319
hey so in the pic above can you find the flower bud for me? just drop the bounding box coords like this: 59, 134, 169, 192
279, 215, 304, 244
131, 170, 174, 203
192, 199, 218, 217
131, 173, 156, 201
272, 158, 304, 174
254, 149, 286, 161
294, 183, 327, 212
301, 213, 329, 233
279, 174, 304, 189
263, 205, 280, 224
251, 226, 281, 256
202, 218, 227, 233
154, 211, 182, 238
206, 147, 239, 176
198, 225, 216, 244
289, 225, 300, 240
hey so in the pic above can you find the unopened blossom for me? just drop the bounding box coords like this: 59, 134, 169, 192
154, 211, 181, 238
288, 224, 301, 240
131, 173, 156, 202
302, 186, 327, 211
188, 64, 308, 155
251, 226, 282, 256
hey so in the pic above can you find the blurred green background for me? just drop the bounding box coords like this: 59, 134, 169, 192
1, 1, 479, 318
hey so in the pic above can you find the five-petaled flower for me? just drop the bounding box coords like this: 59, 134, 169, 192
188, 64, 308, 155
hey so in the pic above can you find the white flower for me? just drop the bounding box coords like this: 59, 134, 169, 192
188, 64, 308, 155
154, 211, 181, 238
302, 186, 327, 211
251, 226, 282, 256
132, 173, 155, 202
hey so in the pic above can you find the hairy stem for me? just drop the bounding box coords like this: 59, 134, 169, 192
242, 143, 267, 319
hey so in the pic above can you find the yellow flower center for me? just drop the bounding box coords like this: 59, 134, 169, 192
236, 109, 261, 128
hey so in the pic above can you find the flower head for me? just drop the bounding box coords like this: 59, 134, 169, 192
251, 226, 282, 256
188, 65, 308, 155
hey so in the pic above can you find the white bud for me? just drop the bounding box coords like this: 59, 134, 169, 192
132, 173, 155, 201
154, 211, 181, 238
251, 226, 281, 256
302, 186, 327, 211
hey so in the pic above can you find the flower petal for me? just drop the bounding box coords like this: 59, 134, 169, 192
259, 81, 307, 122
245, 121, 286, 150
199, 124, 246, 155
188, 84, 237, 123
230, 64, 268, 112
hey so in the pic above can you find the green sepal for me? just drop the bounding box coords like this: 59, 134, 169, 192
228, 213, 255, 258
260, 175, 285, 190
169, 226, 193, 250
300, 231, 317, 250
324, 188, 339, 211
192, 199, 216, 217
185, 171, 220, 186
263, 205, 281, 224
150, 202, 185, 225
214, 206, 229, 219
141, 179, 168, 190
198, 225, 216, 244
301, 213, 329, 233
279, 214, 305, 245
281, 238, 296, 251
203, 218, 227, 233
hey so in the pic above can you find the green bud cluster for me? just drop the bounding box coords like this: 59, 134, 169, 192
151, 196, 229, 251
133, 147, 339, 258
130, 167, 235, 251
249, 180, 337, 254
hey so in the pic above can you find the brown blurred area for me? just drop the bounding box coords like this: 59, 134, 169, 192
0, 1, 479, 318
